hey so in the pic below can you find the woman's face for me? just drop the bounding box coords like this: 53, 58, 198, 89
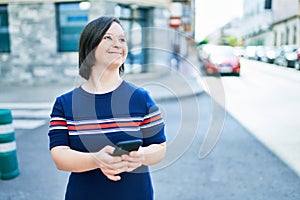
94, 22, 128, 71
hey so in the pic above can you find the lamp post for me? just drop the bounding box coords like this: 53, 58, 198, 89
169, 3, 182, 69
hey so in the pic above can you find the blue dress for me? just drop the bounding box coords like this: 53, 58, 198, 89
48, 81, 166, 200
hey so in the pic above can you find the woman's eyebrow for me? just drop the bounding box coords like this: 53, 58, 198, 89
105, 32, 126, 37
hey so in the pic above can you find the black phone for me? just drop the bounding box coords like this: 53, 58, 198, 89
112, 139, 143, 156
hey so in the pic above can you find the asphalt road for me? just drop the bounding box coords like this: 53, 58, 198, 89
219, 58, 300, 176
152, 93, 300, 200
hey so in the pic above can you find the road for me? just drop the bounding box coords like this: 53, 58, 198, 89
218, 58, 300, 177
151, 92, 300, 199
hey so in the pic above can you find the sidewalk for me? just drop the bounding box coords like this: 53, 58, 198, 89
0, 70, 203, 104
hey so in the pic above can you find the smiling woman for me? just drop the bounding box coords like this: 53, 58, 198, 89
94, 30, 128, 70
48, 16, 167, 200
80, 21, 127, 94
76, 19, 126, 79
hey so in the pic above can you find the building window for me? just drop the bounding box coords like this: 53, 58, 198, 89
286, 27, 289, 45
56, 2, 90, 52
264, 0, 272, 9
280, 32, 284, 45
115, 5, 151, 72
0, 5, 10, 52
293, 25, 297, 44
274, 31, 277, 46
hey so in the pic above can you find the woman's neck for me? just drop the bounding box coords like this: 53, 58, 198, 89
82, 69, 122, 94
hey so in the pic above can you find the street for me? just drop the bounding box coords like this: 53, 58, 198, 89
219, 58, 300, 176
1, 58, 300, 199
153, 93, 300, 200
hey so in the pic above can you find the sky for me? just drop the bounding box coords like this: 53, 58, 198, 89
195, 0, 244, 42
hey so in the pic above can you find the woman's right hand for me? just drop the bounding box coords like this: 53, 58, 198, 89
93, 146, 128, 181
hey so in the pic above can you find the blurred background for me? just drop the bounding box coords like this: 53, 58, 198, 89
0, 0, 299, 83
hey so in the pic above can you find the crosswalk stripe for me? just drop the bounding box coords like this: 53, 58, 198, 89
0, 102, 52, 130
13, 119, 47, 130
11, 110, 51, 119
0, 102, 52, 110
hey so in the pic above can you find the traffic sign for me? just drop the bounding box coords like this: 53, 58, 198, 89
169, 16, 181, 28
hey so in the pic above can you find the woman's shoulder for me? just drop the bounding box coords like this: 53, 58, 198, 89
122, 80, 149, 96
121, 81, 157, 107
55, 87, 79, 101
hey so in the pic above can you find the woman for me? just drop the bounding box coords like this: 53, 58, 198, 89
48, 16, 167, 200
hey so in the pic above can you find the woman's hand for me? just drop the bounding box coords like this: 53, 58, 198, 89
94, 143, 166, 180
121, 147, 145, 172
94, 146, 129, 181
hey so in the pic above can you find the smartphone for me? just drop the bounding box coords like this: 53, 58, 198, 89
112, 139, 143, 156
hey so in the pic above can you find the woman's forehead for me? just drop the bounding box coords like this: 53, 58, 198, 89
105, 22, 125, 35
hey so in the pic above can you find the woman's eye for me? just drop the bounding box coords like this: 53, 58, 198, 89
104, 36, 112, 40
119, 38, 127, 42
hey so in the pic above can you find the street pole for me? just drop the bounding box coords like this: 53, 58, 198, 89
169, 2, 182, 70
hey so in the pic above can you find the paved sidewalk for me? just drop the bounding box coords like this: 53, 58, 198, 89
0, 45, 203, 106
0, 71, 202, 103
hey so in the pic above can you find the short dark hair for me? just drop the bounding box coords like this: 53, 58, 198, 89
78, 16, 125, 80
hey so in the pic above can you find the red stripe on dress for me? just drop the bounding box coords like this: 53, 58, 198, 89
50, 121, 67, 126
140, 114, 162, 125
68, 121, 140, 131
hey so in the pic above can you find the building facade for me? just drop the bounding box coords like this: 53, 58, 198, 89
0, 0, 197, 84
214, 0, 299, 47
272, 0, 300, 46
240, 0, 299, 46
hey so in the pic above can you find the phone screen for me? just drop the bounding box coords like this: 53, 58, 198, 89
112, 139, 143, 156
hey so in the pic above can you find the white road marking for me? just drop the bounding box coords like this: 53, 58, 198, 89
0, 102, 52, 130
13, 119, 47, 130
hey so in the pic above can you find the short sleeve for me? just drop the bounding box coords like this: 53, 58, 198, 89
140, 91, 166, 146
48, 97, 70, 150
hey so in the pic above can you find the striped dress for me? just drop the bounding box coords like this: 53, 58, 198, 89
48, 80, 166, 200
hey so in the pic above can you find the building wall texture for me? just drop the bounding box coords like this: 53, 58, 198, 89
237, 0, 300, 46
2, 3, 79, 84
0, 1, 188, 85
273, 0, 299, 22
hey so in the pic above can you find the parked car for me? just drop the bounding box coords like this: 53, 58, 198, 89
274, 45, 298, 67
260, 46, 278, 64
233, 46, 246, 57
245, 46, 258, 60
197, 44, 216, 69
294, 47, 300, 70
197, 44, 213, 61
203, 45, 240, 76
255, 46, 266, 61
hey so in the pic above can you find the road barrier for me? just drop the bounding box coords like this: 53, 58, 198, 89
0, 109, 19, 180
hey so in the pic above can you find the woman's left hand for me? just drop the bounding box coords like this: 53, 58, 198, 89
121, 147, 145, 172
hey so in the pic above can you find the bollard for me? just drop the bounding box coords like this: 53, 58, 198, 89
0, 109, 19, 180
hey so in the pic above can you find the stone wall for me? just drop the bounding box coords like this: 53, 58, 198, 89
0, 1, 172, 85
1, 3, 79, 85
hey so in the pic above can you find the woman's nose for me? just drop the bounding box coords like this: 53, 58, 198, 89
112, 38, 122, 48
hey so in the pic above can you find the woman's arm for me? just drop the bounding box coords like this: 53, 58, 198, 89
51, 145, 129, 181
142, 142, 167, 166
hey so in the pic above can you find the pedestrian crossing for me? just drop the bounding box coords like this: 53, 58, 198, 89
0, 102, 52, 130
